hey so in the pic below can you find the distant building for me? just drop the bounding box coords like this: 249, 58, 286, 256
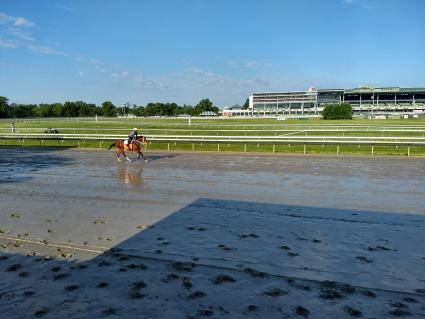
248, 86, 425, 116
222, 105, 251, 117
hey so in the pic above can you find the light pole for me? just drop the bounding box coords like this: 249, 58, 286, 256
122, 102, 130, 117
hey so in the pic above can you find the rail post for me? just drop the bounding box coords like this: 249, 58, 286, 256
407, 146, 410, 157
192, 143, 194, 152
244, 144, 247, 152
217, 142, 220, 152
167, 143, 170, 151
273, 144, 276, 154
303, 144, 306, 154
371, 145, 374, 156
337, 145, 340, 155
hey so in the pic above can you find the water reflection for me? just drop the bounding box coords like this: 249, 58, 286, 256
117, 166, 144, 187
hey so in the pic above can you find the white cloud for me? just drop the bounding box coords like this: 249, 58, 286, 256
78, 71, 84, 76
14, 17, 33, 27
55, 4, 75, 12
29, 45, 68, 56
9, 29, 34, 41
0, 38, 18, 48
0, 13, 34, 48
218, 57, 239, 67
133, 75, 169, 91
0, 12, 33, 27
217, 57, 262, 69
342, 0, 374, 9
244, 60, 257, 68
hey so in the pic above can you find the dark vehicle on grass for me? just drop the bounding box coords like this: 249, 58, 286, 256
44, 128, 59, 134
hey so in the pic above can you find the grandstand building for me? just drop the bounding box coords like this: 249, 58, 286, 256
244, 86, 425, 116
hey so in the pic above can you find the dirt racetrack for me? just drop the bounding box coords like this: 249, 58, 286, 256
1, 148, 425, 318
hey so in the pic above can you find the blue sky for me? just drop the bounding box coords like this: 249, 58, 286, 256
0, 0, 424, 107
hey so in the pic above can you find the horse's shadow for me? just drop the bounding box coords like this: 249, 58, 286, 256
144, 154, 178, 162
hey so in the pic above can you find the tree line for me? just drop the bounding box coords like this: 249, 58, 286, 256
0, 95, 354, 119
0, 96, 220, 118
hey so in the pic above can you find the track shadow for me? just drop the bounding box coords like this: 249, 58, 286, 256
0, 147, 73, 184
105, 198, 425, 294
1, 198, 425, 318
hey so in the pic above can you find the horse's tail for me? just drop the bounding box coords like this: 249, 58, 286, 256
108, 141, 116, 150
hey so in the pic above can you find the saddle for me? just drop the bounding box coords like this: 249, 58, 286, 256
123, 140, 139, 150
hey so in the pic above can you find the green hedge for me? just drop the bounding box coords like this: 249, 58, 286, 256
322, 103, 353, 120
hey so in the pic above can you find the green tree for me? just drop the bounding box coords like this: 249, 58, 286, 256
35, 104, 54, 117
76, 101, 97, 117
144, 102, 161, 116
322, 103, 353, 120
242, 98, 249, 110
52, 103, 64, 117
101, 101, 116, 117
133, 105, 145, 116
117, 102, 131, 116
183, 105, 195, 116
194, 98, 219, 115
62, 101, 79, 117
0, 96, 9, 118
10, 103, 36, 117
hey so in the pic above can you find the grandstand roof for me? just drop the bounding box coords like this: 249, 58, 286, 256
345, 87, 425, 93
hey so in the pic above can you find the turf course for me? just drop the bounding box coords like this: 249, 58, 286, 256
1, 117, 425, 156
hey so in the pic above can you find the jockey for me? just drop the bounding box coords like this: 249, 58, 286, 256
127, 128, 138, 145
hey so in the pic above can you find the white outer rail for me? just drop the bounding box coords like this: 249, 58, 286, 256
1, 133, 425, 156
1, 133, 425, 142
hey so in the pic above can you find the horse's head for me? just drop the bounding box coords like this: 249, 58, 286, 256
137, 136, 149, 145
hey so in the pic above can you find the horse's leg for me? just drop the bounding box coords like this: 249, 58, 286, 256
123, 150, 131, 162
117, 150, 122, 161
139, 149, 148, 162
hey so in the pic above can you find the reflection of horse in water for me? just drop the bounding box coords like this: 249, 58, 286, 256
117, 166, 144, 187
108, 136, 149, 162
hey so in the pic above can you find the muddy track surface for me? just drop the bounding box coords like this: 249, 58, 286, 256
1, 148, 425, 318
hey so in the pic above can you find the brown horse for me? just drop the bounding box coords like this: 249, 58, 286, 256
108, 136, 149, 162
